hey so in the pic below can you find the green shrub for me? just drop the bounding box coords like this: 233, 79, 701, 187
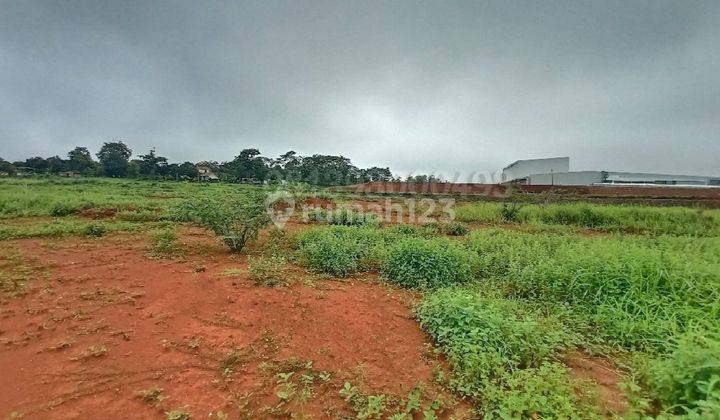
386, 223, 435, 237
50, 201, 85, 216
306, 208, 328, 223
439, 221, 469, 236
500, 202, 522, 222
381, 237, 475, 289
645, 332, 720, 416
262, 226, 293, 257
83, 223, 106, 237
150, 229, 182, 257
416, 289, 591, 416
248, 256, 288, 286
297, 226, 388, 276
417, 290, 572, 381
180, 190, 270, 253
482, 362, 599, 418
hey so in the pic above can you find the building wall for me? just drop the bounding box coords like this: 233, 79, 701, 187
604, 172, 720, 185
526, 171, 604, 186
526, 171, 720, 186
502, 157, 569, 182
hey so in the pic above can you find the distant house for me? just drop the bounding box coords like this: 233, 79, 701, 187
196, 162, 219, 182
58, 171, 81, 177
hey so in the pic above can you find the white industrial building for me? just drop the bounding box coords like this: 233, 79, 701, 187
502, 157, 720, 187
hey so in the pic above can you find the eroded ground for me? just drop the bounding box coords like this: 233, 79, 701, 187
0, 228, 460, 419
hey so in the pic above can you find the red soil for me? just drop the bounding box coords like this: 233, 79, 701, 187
0, 233, 452, 419
77, 208, 117, 219
565, 352, 628, 416
301, 198, 333, 208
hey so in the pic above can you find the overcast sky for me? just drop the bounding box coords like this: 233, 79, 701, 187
1, 0, 718, 178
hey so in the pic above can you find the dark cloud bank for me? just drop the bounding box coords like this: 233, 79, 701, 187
1, 0, 718, 178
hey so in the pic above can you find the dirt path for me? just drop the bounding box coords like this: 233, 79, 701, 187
0, 233, 454, 419
566, 352, 629, 416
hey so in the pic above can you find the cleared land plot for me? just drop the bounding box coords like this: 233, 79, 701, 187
2, 177, 719, 418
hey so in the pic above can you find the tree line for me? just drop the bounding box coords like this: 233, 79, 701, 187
0, 141, 400, 186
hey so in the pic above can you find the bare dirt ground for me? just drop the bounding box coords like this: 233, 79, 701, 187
0, 219, 629, 419
0, 228, 457, 419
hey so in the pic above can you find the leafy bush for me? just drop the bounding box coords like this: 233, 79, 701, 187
297, 226, 388, 276
416, 289, 591, 416
644, 332, 720, 415
438, 221, 469, 236
248, 256, 288, 286
262, 226, 294, 257
381, 237, 475, 289
83, 223, 106, 237
417, 289, 573, 382
305, 208, 327, 223
150, 229, 182, 258
50, 201, 86, 216
500, 202, 522, 222
482, 362, 599, 418
180, 190, 270, 253
385, 223, 435, 237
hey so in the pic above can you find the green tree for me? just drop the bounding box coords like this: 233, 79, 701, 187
127, 160, 140, 178
22, 157, 49, 173
274, 150, 302, 181
360, 167, 393, 182
0, 158, 16, 175
298, 154, 361, 186
138, 148, 168, 177
167, 162, 199, 180
225, 148, 268, 182
67, 147, 96, 174
97, 142, 132, 177
46, 155, 68, 173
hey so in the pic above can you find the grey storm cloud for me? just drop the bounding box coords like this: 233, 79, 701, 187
1, 0, 719, 178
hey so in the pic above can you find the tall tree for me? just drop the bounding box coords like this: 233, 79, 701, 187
0, 158, 16, 175
298, 154, 361, 186
225, 148, 268, 182
22, 156, 49, 173
274, 150, 302, 181
138, 148, 169, 177
97, 141, 132, 177
67, 147, 96, 173
360, 167, 393, 183
167, 162, 199, 180
46, 155, 68, 173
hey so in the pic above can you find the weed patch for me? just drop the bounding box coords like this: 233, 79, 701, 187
296, 226, 390, 276
416, 288, 596, 417
381, 237, 475, 289
248, 256, 288, 286
149, 229, 184, 258
0, 250, 42, 298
